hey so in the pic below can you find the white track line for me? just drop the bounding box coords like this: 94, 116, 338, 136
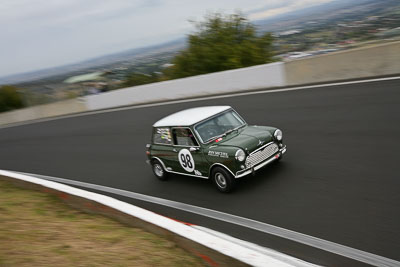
13, 170, 400, 267
1, 75, 400, 129
0, 169, 317, 267
193, 225, 317, 266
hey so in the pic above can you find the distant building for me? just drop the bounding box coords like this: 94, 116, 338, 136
63, 72, 110, 95
278, 30, 302, 36
161, 63, 174, 68
63, 72, 105, 84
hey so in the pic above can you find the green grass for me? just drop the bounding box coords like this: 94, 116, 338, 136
0, 179, 205, 267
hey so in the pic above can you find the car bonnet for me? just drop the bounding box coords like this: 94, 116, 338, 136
212, 126, 273, 153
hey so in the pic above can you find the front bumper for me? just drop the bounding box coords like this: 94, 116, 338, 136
235, 145, 286, 178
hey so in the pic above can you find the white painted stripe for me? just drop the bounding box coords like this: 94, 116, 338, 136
1, 75, 400, 130
192, 225, 317, 267
0, 170, 314, 267
12, 171, 400, 267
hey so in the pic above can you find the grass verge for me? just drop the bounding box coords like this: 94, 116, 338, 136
0, 179, 205, 266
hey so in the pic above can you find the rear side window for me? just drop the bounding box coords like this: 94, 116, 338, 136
153, 128, 172, 145
172, 128, 199, 147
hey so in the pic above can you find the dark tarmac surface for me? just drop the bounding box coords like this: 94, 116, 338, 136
1, 79, 399, 266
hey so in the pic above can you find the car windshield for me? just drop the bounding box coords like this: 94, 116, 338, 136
194, 110, 246, 143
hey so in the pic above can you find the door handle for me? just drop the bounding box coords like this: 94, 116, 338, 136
173, 148, 177, 152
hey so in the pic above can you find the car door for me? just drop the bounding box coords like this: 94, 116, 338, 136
171, 127, 207, 178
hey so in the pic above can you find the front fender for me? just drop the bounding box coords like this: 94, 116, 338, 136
204, 146, 242, 177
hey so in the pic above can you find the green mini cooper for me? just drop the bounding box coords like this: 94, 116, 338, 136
146, 106, 286, 192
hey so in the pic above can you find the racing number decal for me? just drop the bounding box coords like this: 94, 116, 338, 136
178, 149, 195, 173
181, 154, 193, 168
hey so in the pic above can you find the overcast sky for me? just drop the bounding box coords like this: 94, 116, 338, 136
0, 0, 333, 78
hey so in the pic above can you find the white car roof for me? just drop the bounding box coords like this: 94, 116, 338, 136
153, 106, 231, 127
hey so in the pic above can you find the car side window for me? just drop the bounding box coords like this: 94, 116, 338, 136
172, 128, 199, 147
153, 128, 172, 145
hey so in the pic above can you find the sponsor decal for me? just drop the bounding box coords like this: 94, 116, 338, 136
178, 149, 195, 172
157, 128, 171, 142
194, 170, 202, 176
208, 151, 229, 158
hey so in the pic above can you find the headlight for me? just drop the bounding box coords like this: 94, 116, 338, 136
274, 129, 283, 141
235, 149, 246, 162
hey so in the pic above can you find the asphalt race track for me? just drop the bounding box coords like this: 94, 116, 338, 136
1, 78, 399, 266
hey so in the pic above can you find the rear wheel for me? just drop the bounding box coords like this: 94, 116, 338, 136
152, 160, 168, 181
211, 167, 235, 193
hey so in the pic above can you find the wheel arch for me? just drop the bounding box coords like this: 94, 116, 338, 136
209, 163, 235, 178
151, 157, 167, 170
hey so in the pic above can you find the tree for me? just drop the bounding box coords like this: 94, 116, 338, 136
123, 73, 159, 87
164, 13, 274, 79
0, 85, 25, 112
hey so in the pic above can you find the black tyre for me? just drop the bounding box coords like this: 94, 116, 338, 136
211, 166, 235, 193
152, 160, 168, 181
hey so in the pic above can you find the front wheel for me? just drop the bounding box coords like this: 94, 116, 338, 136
152, 160, 168, 181
211, 167, 235, 193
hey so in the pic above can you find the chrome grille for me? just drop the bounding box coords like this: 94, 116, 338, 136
245, 143, 279, 168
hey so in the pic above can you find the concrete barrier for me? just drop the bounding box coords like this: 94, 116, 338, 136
0, 99, 87, 126
1, 41, 399, 127
85, 62, 286, 110
285, 41, 400, 85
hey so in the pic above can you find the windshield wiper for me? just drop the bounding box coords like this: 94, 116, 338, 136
224, 129, 234, 135
205, 124, 245, 143
205, 135, 223, 143
225, 124, 245, 135
236, 124, 246, 130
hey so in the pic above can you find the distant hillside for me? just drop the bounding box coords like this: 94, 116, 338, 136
2, 0, 399, 85
0, 38, 185, 85
254, 0, 395, 32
